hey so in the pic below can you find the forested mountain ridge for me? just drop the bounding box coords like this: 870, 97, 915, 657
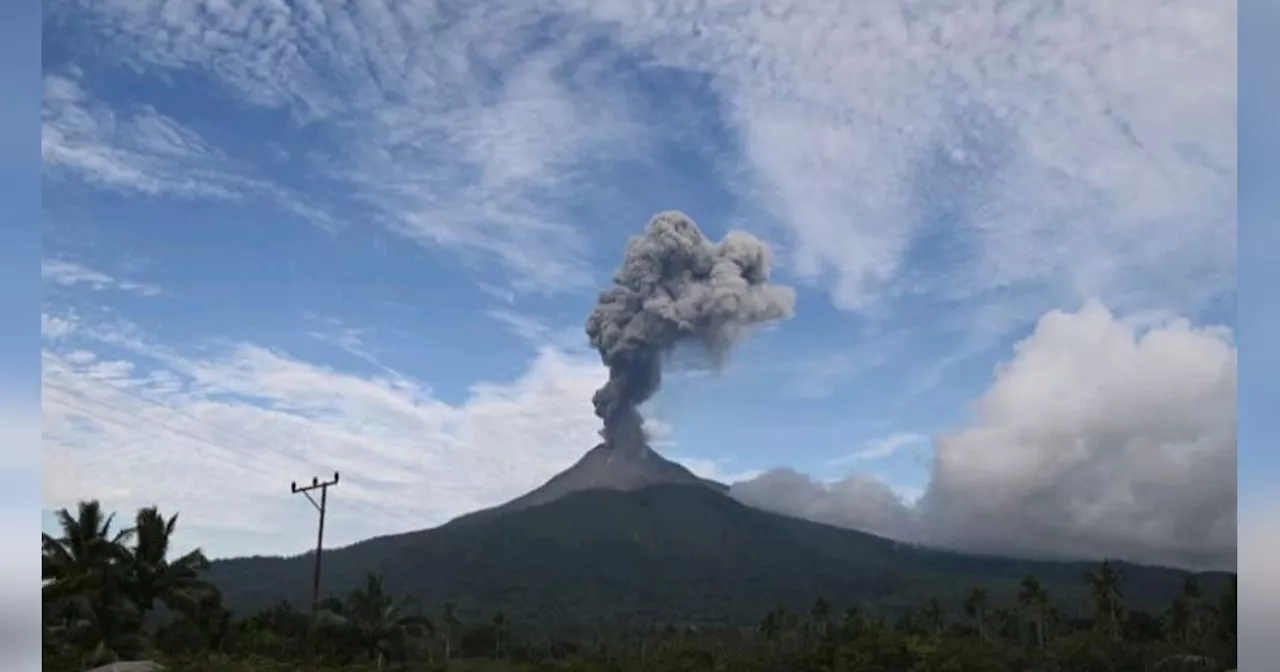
206, 483, 1232, 632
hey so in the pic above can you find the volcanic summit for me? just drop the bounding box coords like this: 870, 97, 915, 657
459, 211, 794, 520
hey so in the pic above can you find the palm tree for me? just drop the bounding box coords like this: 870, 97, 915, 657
42, 501, 133, 600
989, 605, 1018, 641
759, 608, 781, 655
1086, 560, 1126, 640
1216, 575, 1236, 641
316, 573, 430, 670
810, 596, 831, 639
1164, 596, 1191, 646
920, 598, 945, 636
493, 608, 507, 659
41, 501, 143, 666
1179, 576, 1205, 643
962, 587, 989, 641
441, 601, 460, 660
1018, 575, 1051, 649
780, 607, 801, 653
839, 607, 867, 640
122, 506, 216, 618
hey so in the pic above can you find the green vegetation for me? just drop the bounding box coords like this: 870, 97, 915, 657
42, 500, 220, 670
44, 497, 1237, 671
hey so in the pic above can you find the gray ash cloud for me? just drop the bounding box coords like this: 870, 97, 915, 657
585, 211, 796, 451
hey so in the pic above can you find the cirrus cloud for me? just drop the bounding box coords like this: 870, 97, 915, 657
40, 308, 610, 558
560, 0, 1235, 316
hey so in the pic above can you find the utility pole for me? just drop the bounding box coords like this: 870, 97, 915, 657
291, 472, 339, 624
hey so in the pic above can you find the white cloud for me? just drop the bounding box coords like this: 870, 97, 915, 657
488, 309, 587, 354
42, 259, 162, 297
729, 468, 917, 541
673, 456, 761, 485
732, 300, 1236, 571
919, 300, 1236, 570
42, 72, 239, 200
41, 311, 610, 558
48, 0, 1233, 319
847, 432, 925, 462
555, 0, 1235, 318
41, 313, 77, 340
41, 0, 1239, 575
47, 0, 649, 294
42, 71, 335, 229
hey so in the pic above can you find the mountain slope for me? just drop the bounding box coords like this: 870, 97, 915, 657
207, 483, 1229, 632
451, 442, 726, 526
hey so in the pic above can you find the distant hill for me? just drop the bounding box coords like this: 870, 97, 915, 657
207, 482, 1231, 633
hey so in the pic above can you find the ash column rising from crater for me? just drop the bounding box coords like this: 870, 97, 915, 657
585, 211, 796, 453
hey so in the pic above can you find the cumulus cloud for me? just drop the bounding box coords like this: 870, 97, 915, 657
40, 310, 612, 558
919, 300, 1236, 570
730, 468, 917, 541
733, 301, 1236, 570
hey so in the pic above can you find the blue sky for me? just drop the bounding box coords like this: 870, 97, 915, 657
33, 0, 1241, 573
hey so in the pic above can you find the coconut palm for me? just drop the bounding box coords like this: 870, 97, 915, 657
315, 572, 431, 670
42, 501, 133, 601
1216, 575, 1236, 640
441, 600, 460, 660
809, 596, 831, 640
962, 587, 989, 641
122, 506, 216, 618
1179, 576, 1206, 643
42, 500, 144, 666
493, 608, 508, 659
1018, 575, 1051, 649
1086, 560, 1126, 640
920, 598, 945, 636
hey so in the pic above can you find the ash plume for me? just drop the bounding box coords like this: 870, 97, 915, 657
586, 211, 796, 451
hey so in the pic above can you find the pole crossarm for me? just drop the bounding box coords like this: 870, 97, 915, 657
291, 472, 339, 521
291, 473, 339, 493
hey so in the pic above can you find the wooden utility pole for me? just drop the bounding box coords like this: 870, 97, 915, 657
291, 472, 339, 624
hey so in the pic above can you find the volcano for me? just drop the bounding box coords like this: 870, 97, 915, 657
205, 446, 1231, 632
452, 442, 728, 526
201, 211, 1233, 629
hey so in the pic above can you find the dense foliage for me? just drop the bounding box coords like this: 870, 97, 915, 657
44, 498, 1238, 672
42, 501, 219, 669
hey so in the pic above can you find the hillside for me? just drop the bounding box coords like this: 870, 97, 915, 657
450, 442, 726, 526
207, 483, 1230, 632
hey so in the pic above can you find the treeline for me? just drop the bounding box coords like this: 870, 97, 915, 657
43, 500, 1236, 672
